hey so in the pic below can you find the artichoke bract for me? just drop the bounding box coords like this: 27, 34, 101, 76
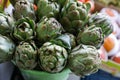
0, 13, 14, 36
65, 33, 76, 49
36, 17, 63, 43
37, 0, 60, 20
60, 1, 91, 34
89, 13, 113, 37
38, 42, 68, 73
68, 44, 101, 77
0, 35, 15, 63
13, 0, 36, 20
77, 25, 104, 49
13, 41, 37, 69
12, 17, 35, 41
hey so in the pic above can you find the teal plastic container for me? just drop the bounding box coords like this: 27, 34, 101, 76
21, 69, 71, 80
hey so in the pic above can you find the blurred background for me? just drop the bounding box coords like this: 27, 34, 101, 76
0, 0, 120, 80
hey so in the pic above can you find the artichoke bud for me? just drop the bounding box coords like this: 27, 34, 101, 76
0, 13, 15, 36
12, 17, 35, 41
77, 25, 104, 49
0, 35, 15, 63
50, 34, 72, 50
13, 0, 36, 20
38, 42, 68, 73
60, 1, 90, 34
37, 0, 60, 20
36, 17, 63, 43
13, 41, 37, 69
89, 13, 113, 37
51, 33, 76, 49
68, 44, 101, 77
51, 33, 76, 50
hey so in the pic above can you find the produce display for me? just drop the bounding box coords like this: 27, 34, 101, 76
97, 7, 120, 78
0, 0, 113, 79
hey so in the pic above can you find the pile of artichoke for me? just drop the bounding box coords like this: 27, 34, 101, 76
0, 0, 113, 77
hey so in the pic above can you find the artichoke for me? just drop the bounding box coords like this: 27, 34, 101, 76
68, 44, 101, 77
13, 0, 36, 20
60, 1, 91, 34
38, 42, 68, 73
77, 25, 104, 49
12, 17, 35, 41
50, 34, 71, 50
0, 13, 14, 36
36, 17, 63, 43
13, 41, 37, 69
89, 13, 113, 37
37, 0, 60, 20
51, 33, 76, 50
0, 34, 15, 63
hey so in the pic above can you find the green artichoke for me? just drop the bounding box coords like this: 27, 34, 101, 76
50, 34, 71, 50
51, 33, 76, 50
37, 0, 60, 20
0, 13, 14, 36
68, 44, 101, 77
89, 13, 113, 37
77, 25, 104, 49
60, 1, 91, 34
0, 34, 15, 63
13, 41, 37, 69
13, 0, 36, 20
36, 17, 63, 43
12, 17, 35, 41
38, 42, 68, 73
